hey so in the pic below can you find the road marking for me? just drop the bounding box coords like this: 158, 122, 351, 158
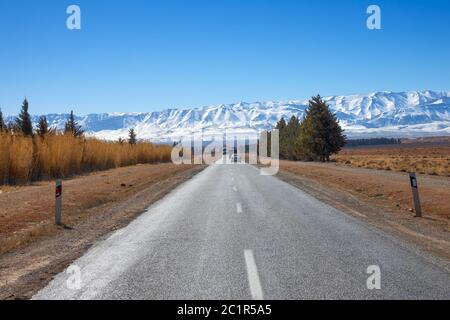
231, 177, 235, 182
233, 186, 238, 192
244, 250, 264, 300
236, 203, 243, 213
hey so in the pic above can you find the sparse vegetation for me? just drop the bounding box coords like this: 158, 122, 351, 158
279, 160, 450, 223
333, 145, 450, 176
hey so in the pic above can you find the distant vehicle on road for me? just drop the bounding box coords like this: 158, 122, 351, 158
231, 154, 240, 163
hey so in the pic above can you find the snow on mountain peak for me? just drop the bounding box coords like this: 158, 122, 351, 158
6, 90, 450, 141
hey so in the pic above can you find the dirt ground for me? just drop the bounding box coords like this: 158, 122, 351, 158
278, 160, 450, 261
0, 163, 205, 299
1, 160, 449, 299
332, 144, 450, 176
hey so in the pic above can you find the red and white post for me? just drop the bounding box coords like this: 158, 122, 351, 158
55, 180, 62, 225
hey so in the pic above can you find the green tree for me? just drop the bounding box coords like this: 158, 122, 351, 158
128, 128, 137, 145
274, 116, 304, 160
16, 98, 33, 136
37, 116, 49, 136
286, 116, 302, 159
275, 118, 287, 159
64, 110, 84, 137
0, 108, 5, 132
297, 95, 346, 162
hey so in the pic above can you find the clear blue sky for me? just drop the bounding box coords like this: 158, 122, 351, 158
0, 0, 449, 115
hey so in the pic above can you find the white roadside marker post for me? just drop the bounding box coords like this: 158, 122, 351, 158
409, 172, 422, 218
55, 180, 63, 226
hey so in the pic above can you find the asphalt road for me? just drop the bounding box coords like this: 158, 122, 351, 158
34, 161, 450, 300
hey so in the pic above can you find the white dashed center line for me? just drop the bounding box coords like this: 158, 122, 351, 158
233, 186, 238, 192
244, 250, 264, 300
236, 203, 243, 213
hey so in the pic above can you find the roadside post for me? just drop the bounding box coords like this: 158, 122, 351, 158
55, 180, 62, 225
409, 173, 422, 218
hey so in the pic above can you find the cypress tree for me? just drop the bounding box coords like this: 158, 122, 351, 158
286, 116, 301, 160
16, 99, 33, 136
64, 110, 84, 137
275, 118, 288, 159
0, 108, 5, 132
274, 116, 304, 160
128, 128, 137, 145
37, 116, 49, 136
297, 95, 346, 162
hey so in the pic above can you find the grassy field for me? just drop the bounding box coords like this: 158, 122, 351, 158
0, 133, 173, 185
332, 143, 450, 176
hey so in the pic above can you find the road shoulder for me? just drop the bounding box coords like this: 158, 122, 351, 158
0, 164, 205, 300
277, 161, 450, 263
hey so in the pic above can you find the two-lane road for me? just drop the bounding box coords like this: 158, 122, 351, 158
34, 162, 450, 300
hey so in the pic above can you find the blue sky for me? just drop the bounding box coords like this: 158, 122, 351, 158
0, 0, 449, 115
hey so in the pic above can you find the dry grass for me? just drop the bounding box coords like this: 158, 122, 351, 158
332, 145, 450, 176
0, 133, 172, 185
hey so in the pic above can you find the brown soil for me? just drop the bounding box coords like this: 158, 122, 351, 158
278, 160, 450, 261
0, 163, 205, 299
333, 144, 450, 176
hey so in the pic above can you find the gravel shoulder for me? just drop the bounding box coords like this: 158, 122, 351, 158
278, 161, 450, 262
0, 163, 205, 299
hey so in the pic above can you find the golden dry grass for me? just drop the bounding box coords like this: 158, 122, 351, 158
332, 145, 450, 176
0, 133, 172, 185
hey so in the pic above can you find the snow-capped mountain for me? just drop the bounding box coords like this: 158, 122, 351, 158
6, 91, 450, 141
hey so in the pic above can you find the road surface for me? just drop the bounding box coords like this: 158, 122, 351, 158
34, 161, 450, 300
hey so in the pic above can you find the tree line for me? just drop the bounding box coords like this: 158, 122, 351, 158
0, 98, 138, 144
274, 95, 346, 162
345, 138, 401, 147
0, 99, 170, 185
0, 98, 85, 138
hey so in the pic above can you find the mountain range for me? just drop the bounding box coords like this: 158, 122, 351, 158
5, 90, 450, 142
